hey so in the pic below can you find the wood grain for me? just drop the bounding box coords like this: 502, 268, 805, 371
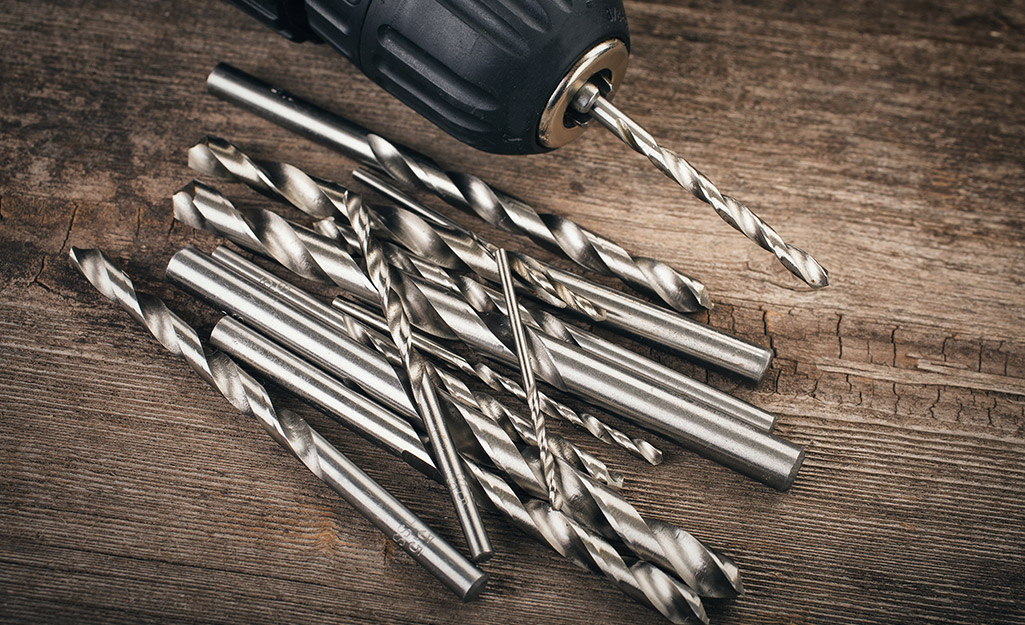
2, 1, 1023, 623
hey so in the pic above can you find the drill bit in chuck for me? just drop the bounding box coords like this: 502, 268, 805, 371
572, 82, 829, 289
68, 247, 487, 601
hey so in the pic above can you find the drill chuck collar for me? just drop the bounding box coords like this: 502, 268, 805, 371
229, 0, 630, 154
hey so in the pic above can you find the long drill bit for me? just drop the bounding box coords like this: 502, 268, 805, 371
209, 314, 743, 603
206, 64, 710, 312
188, 135, 605, 319
338, 189, 492, 563
210, 317, 710, 625
171, 186, 806, 491
572, 82, 829, 288
186, 136, 770, 381
67, 247, 487, 600
497, 248, 562, 510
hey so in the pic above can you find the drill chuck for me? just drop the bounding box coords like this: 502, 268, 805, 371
229, 0, 630, 153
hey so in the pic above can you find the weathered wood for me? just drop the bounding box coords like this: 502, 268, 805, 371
2, 0, 1023, 623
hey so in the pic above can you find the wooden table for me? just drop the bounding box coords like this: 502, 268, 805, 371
2, 1, 1023, 623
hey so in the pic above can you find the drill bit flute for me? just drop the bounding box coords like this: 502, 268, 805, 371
497, 248, 563, 510
67, 247, 487, 600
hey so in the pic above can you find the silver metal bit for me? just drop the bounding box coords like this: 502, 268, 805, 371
573, 82, 829, 289
209, 315, 742, 604
211, 320, 709, 625
340, 191, 492, 563
206, 63, 711, 313
68, 247, 487, 601
187, 135, 770, 380
497, 248, 563, 511
173, 188, 805, 490
190, 136, 604, 320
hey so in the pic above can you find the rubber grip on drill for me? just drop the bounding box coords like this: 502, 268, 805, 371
305, 0, 630, 154
226, 0, 317, 41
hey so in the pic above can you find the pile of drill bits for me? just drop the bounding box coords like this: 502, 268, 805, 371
66, 65, 821, 624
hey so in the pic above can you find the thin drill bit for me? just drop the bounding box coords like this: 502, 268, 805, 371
497, 248, 562, 510
339, 189, 493, 562
186, 136, 771, 382
173, 186, 806, 491
189, 135, 605, 320
208, 313, 742, 603
211, 318, 710, 625
205, 64, 710, 313
573, 82, 829, 288
67, 247, 487, 600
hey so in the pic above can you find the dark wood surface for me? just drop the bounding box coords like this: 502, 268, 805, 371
2, 1, 1024, 623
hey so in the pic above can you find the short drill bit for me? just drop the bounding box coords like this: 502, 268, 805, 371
205, 65, 710, 313
68, 247, 487, 600
572, 82, 829, 288
340, 189, 492, 562
496, 248, 562, 510
189, 136, 604, 319
209, 311, 742, 602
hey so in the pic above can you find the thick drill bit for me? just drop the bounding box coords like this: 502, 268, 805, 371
206, 63, 710, 313
188, 135, 604, 320
497, 248, 562, 510
211, 319, 709, 625
186, 136, 770, 381
572, 82, 829, 288
209, 314, 743, 603
337, 190, 492, 562
67, 247, 487, 601
172, 188, 806, 490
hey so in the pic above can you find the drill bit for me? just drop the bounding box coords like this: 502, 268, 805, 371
572, 82, 829, 288
188, 135, 771, 381
208, 313, 743, 603
212, 317, 710, 625
172, 185, 807, 491
339, 189, 493, 563
206, 64, 711, 313
67, 247, 487, 600
188, 136, 604, 320
497, 248, 562, 510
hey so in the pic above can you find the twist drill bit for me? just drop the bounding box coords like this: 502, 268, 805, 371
209, 314, 743, 603
173, 186, 805, 490
186, 135, 771, 381
573, 82, 829, 289
189, 136, 604, 320
68, 247, 487, 600
497, 248, 562, 510
212, 318, 708, 625
206, 64, 710, 313
339, 189, 492, 563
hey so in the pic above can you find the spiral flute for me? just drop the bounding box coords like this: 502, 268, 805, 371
188, 136, 604, 319
573, 83, 829, 288
68, 247, 487, 600
339, 189, 492, 562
